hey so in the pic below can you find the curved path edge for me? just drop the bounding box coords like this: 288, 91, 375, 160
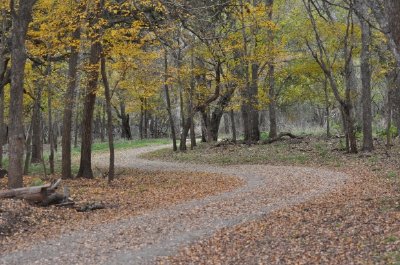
0, 144, 348, 265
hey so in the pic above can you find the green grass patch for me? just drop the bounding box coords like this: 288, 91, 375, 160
1, 138, 171, 177
386, 171, 398, 180
72, 138, 171, 154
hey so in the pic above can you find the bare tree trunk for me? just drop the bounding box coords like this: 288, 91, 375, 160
230, 110, 237, 143
61, 27, 80, 179
387, 83, 393, 148
358, 4, 373, 151
31, 75, 43, 164
0, 87, 4, 168
8, 0, 37, 188
268, 64, 277, 139
47, 66, 55, 175
73, 88, 80, 148
100, 56, 114, 183
24, 121, 33, 175
266, 0, 277, 139
144, 98, 148, 139
76, 8, 102, 179
178, 49, 187, 151
139, 99, 144, 140
323, 79, 331, 138
163, 50, 177, 151
0, 8, 8, 168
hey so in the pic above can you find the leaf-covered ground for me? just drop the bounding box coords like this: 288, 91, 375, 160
148, 138, 400, 264
0, 169, 242, 253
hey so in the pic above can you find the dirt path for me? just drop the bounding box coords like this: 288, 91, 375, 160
0, 144, 348, 265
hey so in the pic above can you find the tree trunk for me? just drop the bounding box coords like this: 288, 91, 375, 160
100, 56, 114, 183
47, 65, 55, 175
0, 86, 4, 168
0, 8, 8, 168
323, 79, 331, 138
268, 64, 277, 139
163, 50, 177, 151
8, 0, 37, 188
73, 88, 80, 148
144, 98, 148, 139
359, 4, 373, 151
139, 99, 144, 140
230, 110, 237, 143
119, 102, 131, 140
386, 81, 393, 148
31, 75, 43, 164
76, 14, 102, 179
61, 28, 80, 179
266, 0, 277, 139
24, 121, 33, 175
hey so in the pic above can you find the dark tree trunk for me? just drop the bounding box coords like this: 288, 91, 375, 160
189, 49, 196, 149
201, 118, 207, 143
323, 79, 331, 138
242, 63, 260, 142
139, 99, 144, 140
24, 121, 33, 175
0, 9, 8, 168
163, 50, 177, 151
268, 64, 277, 139
386, 76, 394, 148
266, 0, 277, 139
8, 0, 37, 188
207, 66, 234, 142
73, 88, 80, 148
47, 65, 55, 175
144, 98, 148, 139
76, 11, 102, 179
223, 113, 230, 135
100, 56, 114, 183
209, 90, 235, 142
119, 102, 131, 140
0, 86, 4, 168
98, 104, 105, 142
230, 110, 237, 143
31, 76, 43, 164
358, 4, 373, 151
61, 27, 80, 179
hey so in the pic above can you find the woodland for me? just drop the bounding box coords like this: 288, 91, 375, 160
0, 0, 400, 264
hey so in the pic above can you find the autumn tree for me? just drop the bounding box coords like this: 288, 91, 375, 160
8, 0, 37, 188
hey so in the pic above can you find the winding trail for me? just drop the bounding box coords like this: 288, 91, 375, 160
0, 144, 348, 265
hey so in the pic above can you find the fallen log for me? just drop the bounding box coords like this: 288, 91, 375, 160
0, 179, 62, 204
263, 132, 302, 144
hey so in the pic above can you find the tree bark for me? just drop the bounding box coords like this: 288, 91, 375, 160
47, 64, 55, 175
30, 72, 43, 164
266, 0, 277, 139
230, 110, 237, 143
24, 120, 33, 175
76, 5, 102, 179
323, 78, 331, 138
100, 56, 114, 183
61, 27, 80, 179
268, 64, 277, 139
8, 0, 37, 188
358, 3, 373, 151
163, 50, 177, 151
0, 8, 8, 168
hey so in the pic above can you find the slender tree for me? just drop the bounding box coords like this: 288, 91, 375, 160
8, 0, 37, 188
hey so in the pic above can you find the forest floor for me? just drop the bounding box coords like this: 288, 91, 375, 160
0, 169, 241, 253
0, 137, 399, 264
145, 136, 400, 264
0, 141, 350, 264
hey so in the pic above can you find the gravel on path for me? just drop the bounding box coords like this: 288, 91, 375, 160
0, 144, 348, 265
